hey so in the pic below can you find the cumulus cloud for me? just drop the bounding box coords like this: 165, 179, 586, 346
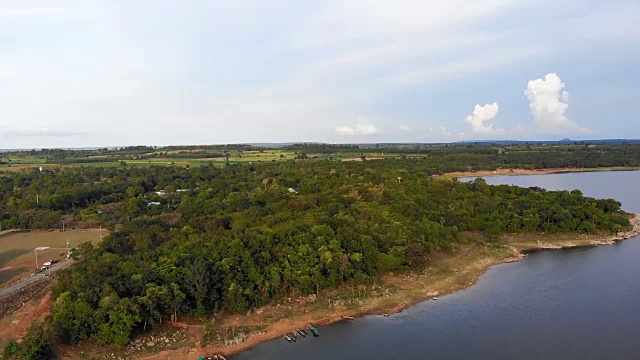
524, 73, 589, 134
335, 125, 356, 135
420, 126, 466, 142
398, 125, 412, 132
335, 117, 379, 135
464, 102, 504, 136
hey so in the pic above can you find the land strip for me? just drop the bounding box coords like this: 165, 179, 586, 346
440, 166, 640, 179
64, 215, 639, 360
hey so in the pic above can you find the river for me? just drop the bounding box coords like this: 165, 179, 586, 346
235, 170, 640, 360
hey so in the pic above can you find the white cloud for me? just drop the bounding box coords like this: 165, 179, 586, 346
419, 126, 466, 142
385, 47, 546, 86
335, 126, 356, 135
398, 125, 412, 132
335, 117, 380, 136
355, 118, 379, 135
464, 102, 504, 136
300, 0, 524, 47
524, 73, 589, 134
0, 1, 636, 147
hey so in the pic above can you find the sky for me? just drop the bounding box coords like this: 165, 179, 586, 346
0, 0, 639, 148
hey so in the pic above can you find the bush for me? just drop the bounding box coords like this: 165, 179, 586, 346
19, 322, 55, 360
2, 339, 20, 359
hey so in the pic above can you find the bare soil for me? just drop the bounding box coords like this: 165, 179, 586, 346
0, 282, 52, 347
0, 230, 103, 286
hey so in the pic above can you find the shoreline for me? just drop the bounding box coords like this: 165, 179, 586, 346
132, 214, 640, 359
438, 166, 640, 179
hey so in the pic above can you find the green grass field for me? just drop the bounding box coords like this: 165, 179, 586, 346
0, 150, 305, 170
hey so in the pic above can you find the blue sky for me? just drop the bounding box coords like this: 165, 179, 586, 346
1, 0, 639, 147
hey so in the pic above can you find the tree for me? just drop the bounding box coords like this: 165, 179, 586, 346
170, 283, 186, 322
19, 322, 55, 360
96, 298, 141, 347
140, 284, 170, 330
2, 340, 20, 359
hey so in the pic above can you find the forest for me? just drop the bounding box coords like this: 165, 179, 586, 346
0, 156, 631, 351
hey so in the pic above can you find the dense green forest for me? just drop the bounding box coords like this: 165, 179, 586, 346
0, 158, 630, 349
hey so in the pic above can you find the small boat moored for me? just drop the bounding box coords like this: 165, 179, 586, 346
308, 324, 319, 337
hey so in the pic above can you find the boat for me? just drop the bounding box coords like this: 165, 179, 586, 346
299, 328, 308, 335
297, 329, 306, 337
341, 315, 355, 320
382, 313, 390, 317
432, 297, 438, 300
285, 335, 292, 342
213, 355, 219, 360
309, 324, 319, 336
290, 333, 297, 342
218, 355, 228, 360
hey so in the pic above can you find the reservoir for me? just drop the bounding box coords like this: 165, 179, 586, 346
236, 171, 640, 360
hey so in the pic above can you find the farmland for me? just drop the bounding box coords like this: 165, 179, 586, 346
0, 148, 302, 170
0, 230, 103, 285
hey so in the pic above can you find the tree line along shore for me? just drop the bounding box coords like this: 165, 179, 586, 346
0, 145, 637, 359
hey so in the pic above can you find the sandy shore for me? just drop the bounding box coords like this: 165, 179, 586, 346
439, 166, 640, 179
124, 214, 640, 360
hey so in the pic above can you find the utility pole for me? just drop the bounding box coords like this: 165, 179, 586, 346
34, 247, 50, 271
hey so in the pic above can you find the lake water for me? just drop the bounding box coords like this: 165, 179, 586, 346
235, 171, 640, 360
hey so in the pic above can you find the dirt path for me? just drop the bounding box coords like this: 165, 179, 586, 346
0, 260, 73, 298
0, 290, 52, 346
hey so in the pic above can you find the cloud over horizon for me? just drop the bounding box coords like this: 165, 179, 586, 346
335, 117, 380, 136
524, 73, 589, 134
0, 1, 637, 147
464, 103, 504, 136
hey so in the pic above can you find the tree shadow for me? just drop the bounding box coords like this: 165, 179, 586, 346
0, 248, 32, 268
0, 267, 27, 284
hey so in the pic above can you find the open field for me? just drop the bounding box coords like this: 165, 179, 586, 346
0, 149, 304, 170
0, 230, 104, 285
